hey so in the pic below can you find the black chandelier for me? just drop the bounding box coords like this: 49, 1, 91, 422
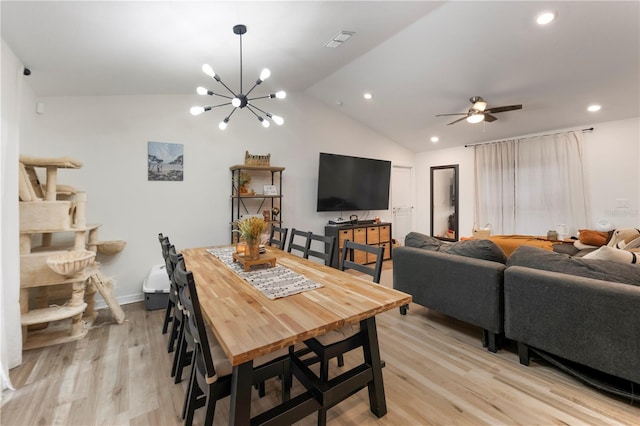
190, 24, 286, 130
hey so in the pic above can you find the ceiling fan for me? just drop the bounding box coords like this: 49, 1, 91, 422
436, 96, 523, 125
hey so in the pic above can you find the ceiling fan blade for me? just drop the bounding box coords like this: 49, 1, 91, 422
436, 113, 467, 117
447, 116, 468, 126
485, 104, 522, 114
484, 114, 497, 122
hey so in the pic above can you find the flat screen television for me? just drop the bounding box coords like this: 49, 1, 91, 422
316, 152, 391, 212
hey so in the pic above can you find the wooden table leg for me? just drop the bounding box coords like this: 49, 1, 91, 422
361, 317, 387, 418
229, 361, 253, 426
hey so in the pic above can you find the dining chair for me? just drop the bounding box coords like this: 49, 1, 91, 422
268, 225, 288, 250
164, 243, 183, 355
300, 240, 384, 425
169, 246, 192, 383
158, 234, 176, 336
287, 228, 311, 257
306, 233, 336, 267
174, 259, 292, 426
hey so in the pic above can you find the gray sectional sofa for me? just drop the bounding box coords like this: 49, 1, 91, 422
393, 234, 507, 352
393, 232, 640, 385
504, 245, 640, 385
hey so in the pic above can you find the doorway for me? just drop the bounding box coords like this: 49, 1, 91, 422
392, 165, 413, 245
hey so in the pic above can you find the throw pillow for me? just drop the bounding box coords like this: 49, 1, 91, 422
583, 246, 638, 264
578, 229, 608, 246
438, 239, 508, 264
404, 232, 507, 264
607, 228, 640, 249
507, 245, 640, 286
404, 232, 442, 251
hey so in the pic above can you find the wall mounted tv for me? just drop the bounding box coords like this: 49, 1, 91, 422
316, 152, 391, 212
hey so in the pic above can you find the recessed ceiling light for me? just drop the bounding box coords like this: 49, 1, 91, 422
430, 136, 439, 143
363, 93, 373, 100
587, 104, 602, 112
536, 11, 556, 25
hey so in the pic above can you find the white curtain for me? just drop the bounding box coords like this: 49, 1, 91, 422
474, 130, 590, 236
1, 39, 24, 391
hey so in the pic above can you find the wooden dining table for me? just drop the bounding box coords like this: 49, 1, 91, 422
181, 245, 412, 425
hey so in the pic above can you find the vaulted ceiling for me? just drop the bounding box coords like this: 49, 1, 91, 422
2, 1, 638, 152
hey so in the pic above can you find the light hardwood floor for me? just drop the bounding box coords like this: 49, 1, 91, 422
3, 269, 639, 425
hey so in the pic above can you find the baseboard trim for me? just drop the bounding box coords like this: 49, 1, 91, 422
94, 293, 144, 310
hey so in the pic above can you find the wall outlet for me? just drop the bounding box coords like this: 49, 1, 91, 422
616, 198, 630, 208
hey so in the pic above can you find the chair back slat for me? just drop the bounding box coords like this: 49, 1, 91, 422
173, 259, 217, 382
287, 228, 311, 257
268, 225, 289, 250
340, 240, 384, 283
307, 233, 336, 267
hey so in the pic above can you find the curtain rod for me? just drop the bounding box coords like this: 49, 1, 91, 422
464, 127, 594, 148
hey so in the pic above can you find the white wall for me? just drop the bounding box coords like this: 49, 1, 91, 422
18, 91, 414, 304
414, 117, 640, 237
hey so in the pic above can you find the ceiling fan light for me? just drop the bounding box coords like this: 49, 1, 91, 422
467, 112, 485, 124
473, 101, 487, 111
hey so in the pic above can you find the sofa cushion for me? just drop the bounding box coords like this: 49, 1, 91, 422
405, 232, 507, 264
507, 245, 640, 286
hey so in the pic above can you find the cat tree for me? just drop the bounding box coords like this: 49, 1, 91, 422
18, 155, 125, 350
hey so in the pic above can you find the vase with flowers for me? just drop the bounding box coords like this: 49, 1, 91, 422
234, 217, 266, 260
238, 171, 252, 195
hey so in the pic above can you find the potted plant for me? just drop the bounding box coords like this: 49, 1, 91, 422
235, 217, 266, 259
238, 171, 251, 195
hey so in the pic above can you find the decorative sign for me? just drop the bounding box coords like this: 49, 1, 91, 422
263, 185, 278, 195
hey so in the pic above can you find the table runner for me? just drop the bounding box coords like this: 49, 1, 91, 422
207, 247, 323, 299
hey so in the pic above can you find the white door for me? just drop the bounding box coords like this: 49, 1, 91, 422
392, 165, 413, 245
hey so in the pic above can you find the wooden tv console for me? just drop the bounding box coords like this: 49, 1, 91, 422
325, 222, 392, 269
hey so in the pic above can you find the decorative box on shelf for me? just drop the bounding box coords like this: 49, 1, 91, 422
244, 151, 270, 167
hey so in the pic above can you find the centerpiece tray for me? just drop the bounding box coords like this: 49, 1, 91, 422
232, 252, 277, 272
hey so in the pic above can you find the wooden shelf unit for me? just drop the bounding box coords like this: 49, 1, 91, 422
325, 222, 392, 268
230, 165, 284, 243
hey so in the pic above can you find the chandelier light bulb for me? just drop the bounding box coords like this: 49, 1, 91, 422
190, 106, 205, 116
275, 91, 286, 99
218, 120, 228, 130
259, 68, 271, 81
196, 86, 208, 95
272, 115, 284, 125
202, 64, 216, 78
261, 118, 270, 128
231, 98, 241, 108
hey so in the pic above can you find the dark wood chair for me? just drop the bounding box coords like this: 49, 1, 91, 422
268, 225, 288, 250
306, 233, 336, 267
159, 234, 176, 337
287, 228, 311, 257
299, 240, 384, 425
339, 240, 384, 284
174, 259, 292, 426
169, 246, 192, 383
